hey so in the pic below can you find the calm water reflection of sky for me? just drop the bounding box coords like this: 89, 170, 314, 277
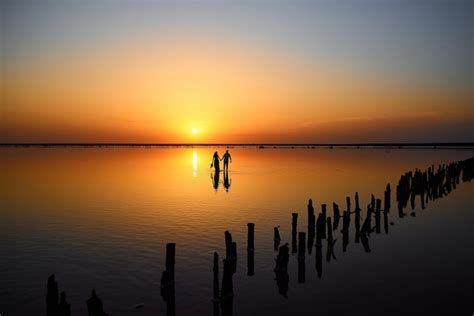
1, 147, 473, 315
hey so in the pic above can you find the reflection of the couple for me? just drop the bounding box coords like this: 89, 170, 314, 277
211, 169, 232, 192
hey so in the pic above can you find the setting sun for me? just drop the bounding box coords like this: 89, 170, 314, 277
192, 128, 199, 135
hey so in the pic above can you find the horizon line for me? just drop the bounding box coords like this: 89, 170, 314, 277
1, 142, 474, 148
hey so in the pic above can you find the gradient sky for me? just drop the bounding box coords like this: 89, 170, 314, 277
1, 0, 472, 143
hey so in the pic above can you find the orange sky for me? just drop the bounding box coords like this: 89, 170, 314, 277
1, 2, 472, 143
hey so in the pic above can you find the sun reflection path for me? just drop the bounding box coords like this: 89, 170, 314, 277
193, 151, 198, 177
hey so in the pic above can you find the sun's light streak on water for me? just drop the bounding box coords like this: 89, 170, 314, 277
193, 150, 198, 177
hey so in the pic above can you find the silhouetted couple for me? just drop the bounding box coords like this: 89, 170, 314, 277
211, 150, 232, 172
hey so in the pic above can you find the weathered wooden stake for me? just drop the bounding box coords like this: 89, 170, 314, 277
291, 213, 298, 232
355, 192, 360, 211
291, 213, 298, 253
327, 217, 333, 241
307, 199, 315, 229
274, 226, 281, 242
384, 184, 391, 212
298, 232, 306, 259
247, 223, 255, 276
298, 256, 306, 284
274, 226, 281, 251
224, 231, 232, 259
321, 204, 327, 239
375, 198, 381, 234
333, 202, 340, 231
213, 252, 219, 301
220, 259, 233, 304
247, 223, 255, 251
166, 243, 176, 277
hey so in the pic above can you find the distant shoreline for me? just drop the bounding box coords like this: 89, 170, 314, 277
1, 142, 473, 149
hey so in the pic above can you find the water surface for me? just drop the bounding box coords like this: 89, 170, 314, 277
1, 147, 473, 315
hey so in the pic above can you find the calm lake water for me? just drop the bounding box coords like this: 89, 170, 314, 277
1, 147, 473, 315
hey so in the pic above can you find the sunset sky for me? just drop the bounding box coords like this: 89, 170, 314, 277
1, 0, 472, 144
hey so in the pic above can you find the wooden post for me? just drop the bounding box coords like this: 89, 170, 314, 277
333, 202, 340, 231
220, 259, 233, 304
213, 252, 219, 301
46, 274, 59, 316
247, 223, 255, 276
274, 243, 290, 297
316, 212, 324, 246
291, 213, 298, 253
346, 196, 351, 213
361, 204, 373, 235
298, 231, 306, 283
298, 232, 306, 259
166, 243, 176, 278
87, 289, 109, 316
384, 184, 391, 212
321, 204, 327, 239
342, 211, 350, 252
375, 198, 381, 234
58, 291, 70, 316
274, 243, 290, 272
326, 218, 337, 263
225, 231, 232, 259
298, 255, 306, 284
247, 223, 255, 251
161, 244, 176, 316
355, 205, 361, 244
274, 226, 281, 251
355, 192, 360, 211
315, 242, 323, 279
247, 248, 255, 277
274, 226, 281, 242
291, 213, 298, 232
327, 217, 333, 241
307, 199, 315, 230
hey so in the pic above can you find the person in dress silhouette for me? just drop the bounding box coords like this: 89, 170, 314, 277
211, 151, 220, 171
221, 150, 232, 171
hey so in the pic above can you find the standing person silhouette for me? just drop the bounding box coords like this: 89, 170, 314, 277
222, 150, 232, 171
211, 151, 220, 172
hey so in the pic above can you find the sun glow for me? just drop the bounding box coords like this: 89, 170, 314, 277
192, 128, 199, 135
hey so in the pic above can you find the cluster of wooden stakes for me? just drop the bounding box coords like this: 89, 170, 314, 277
45, 157, 473, 315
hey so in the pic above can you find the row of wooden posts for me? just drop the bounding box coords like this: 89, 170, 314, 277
156, 157, 474, 314
46, 274, 108, 316
46, 157, 473, 315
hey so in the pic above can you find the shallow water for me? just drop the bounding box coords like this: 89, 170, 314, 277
1, 147, 473, 315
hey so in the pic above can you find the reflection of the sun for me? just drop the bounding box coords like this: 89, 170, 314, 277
192, 151, 198, 177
